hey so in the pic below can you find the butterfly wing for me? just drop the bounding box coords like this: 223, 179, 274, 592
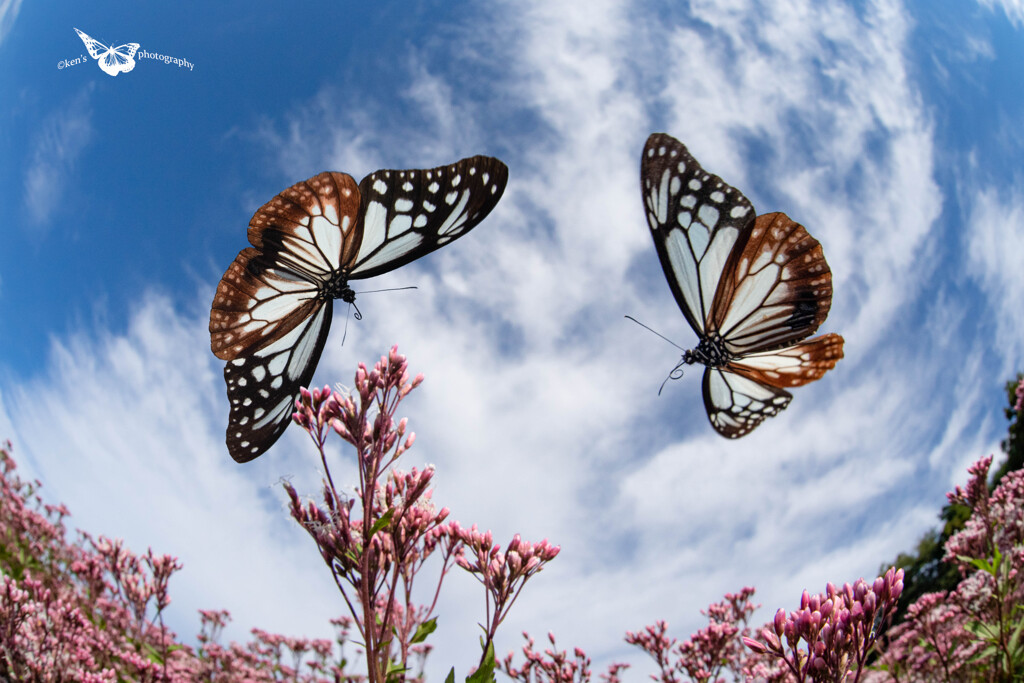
210, 173, 362, 360
100, 43, 140, 75
347, 155, 508, 278
709, 212, 836, 355
726, 333, 845, 388
224, 301, 332, 462
702, 367, 793, 439
114, 43, 140, 60
702, 333, 843, 438
74, 28, 109, 59
641, 133, 756, 337
212, 158, 507, 461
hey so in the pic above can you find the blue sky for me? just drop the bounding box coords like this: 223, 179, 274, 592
1, 0, 1023, 675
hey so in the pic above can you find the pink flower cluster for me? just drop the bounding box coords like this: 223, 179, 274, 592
0, 440, 359, 681
743, 569, 903, 682
288, 347, 560, 681
501, 631, 628, 683
626, 588, 785, 683
456, 528, 560, 655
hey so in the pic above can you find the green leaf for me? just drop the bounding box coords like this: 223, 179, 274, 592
1008, 614, 1024, 656
411, 616, 438, 644
445, 668, 456, 683
467, 640, 497, 683
386, 659, 409, 682
958, 554, 995, 575
370, 508, 396, 537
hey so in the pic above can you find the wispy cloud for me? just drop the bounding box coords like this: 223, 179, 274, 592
0, 0, 23, 47
965, 184, 1024, 370
23, 86, 94, 228
0, 294, 342, 645
977, 0, 1024, 27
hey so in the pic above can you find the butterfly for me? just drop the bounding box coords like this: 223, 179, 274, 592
640, 133, 844, 438
74, 28, 140, 77
210, 156, 508, 462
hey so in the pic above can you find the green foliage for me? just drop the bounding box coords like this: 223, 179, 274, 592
441, 640, 496, 683
466, 640, 497, 683
961, 546, 1024, 680
411, 616, 438, 644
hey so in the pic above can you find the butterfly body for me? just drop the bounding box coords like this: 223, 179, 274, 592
211, 158, 508, 461
641, 133, 844, 438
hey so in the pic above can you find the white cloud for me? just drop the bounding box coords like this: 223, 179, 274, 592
965, 185, 1024, 370
0, 0, 22, 47
661, 0, 942, 351
0, 294, 343, 645
23, 86, 94, 228
977, 0, 1024, 27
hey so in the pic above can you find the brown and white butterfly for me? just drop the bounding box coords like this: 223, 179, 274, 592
640, 133, 844, 438
210, 156, 508, 462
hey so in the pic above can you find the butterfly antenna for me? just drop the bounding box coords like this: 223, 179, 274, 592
658, 358, 687, 396
624, 315, 687, 352
355, 285, 419, 295
340, 303, 355, 346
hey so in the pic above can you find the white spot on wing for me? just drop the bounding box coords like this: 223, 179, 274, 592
389, 214, 413, 236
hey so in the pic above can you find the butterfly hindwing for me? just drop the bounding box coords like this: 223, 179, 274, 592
710, 212, 835, 356
224, 302, 333, 462
641, 133, 756, 336
210, 247, 325, 361
726, 333, 845, 389
703, 367, 793, 439
349, 155, 508, 278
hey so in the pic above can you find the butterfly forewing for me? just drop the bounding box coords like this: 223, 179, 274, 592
710, 212, 835, 355
224, 302, 333, 462
350, 155, 508, 278
641, 133, 755, 335
74, 28, 110, 59
248, 172, 363, 278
